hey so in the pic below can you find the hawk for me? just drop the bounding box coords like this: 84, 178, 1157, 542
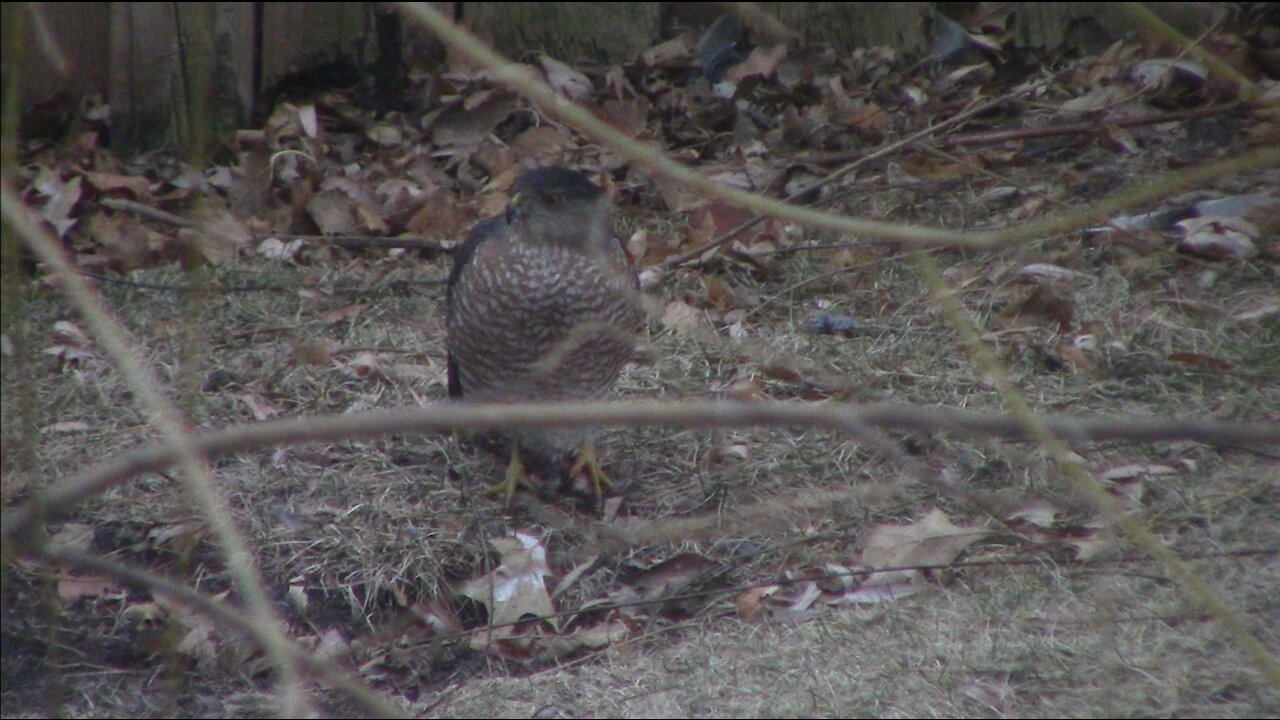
446, 167, 645, 503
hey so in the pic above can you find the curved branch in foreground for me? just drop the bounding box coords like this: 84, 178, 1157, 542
4, 400, 1274, 544
40, 547, 409, 719
395, 3, 1280, 250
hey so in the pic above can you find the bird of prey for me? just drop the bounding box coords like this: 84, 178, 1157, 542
446, 167, 645, 504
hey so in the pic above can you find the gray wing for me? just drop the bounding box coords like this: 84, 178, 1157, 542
446, 215, 507, 399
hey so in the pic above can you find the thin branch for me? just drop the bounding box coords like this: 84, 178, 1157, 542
943, 102, 1243, 147
913, 251, 1280, 686
1120, 3, 1262, 101
1, 181, 315, 718
102, 198, 451, 252
4, 399, 1273, 545
396, 3, 1280, 253
100, 197, 194, 227
395, 2, 980, 248
656, 75, 1018, 269
37, 546, 409, 719
77, 270, 447, 294
292, 234, 452, 252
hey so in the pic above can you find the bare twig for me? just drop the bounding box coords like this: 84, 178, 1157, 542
943, 102, 1243, 147
396, 2, 980, 248
37, 546, 409, 719
4, 399, 1273, 545
660, 73, 1058, 269
101, 197, 451, 253
292, 234, 453, 252
397, 2, 1280, 253
913, 251, 1280, 686
76, 271, 446, 294
1, 181, 316, 718
1121, 3, 1262, 102
100, 197, 194, 227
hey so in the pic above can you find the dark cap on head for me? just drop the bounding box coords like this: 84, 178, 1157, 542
513, 167, 603, 202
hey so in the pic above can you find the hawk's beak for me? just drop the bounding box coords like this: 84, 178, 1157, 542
505, 192, 522, 224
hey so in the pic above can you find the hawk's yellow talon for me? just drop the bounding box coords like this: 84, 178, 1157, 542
485, 447, 537, 506
569, 441, 613, 499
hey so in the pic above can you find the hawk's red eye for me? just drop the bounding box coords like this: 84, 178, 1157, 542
542, 192, 563, 208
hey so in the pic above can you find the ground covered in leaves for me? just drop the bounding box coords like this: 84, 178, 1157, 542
3, 7, 1279, 718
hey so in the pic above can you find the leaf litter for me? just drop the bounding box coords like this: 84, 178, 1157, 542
5, 6, 1280, 717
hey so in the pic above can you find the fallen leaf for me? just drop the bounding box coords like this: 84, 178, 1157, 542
660, 300, 712, 336
551, 554, 601, 602
31, 166, 84, 237
460, 532, 556, 632
652, 173, 705, 213
1019, 264, 1088, 284
292, 338, 334, 366
1008, 499, 1061, 527
640, 32, 695, 68
313, 628, 350, 660
735, 585, 779, 620
405, 186, 474, 239
1132, 58, 1207, 94
834, 100, 891, 134
122, 601, 167, 627
58, 573, 120, 601
45, 321, 98, 368
620, 553, 718, 601
176, 619, 220, 664
235, 392, 283, 421
832, 576, 921, 604
1192, 194, 1280, 232
323, 303, 366, 325
257, 237, 305, 260
1059, 85, 1130, 114
341, 351, 385, 380
288, 583, 309, 611
187, 202, 256, 264
81, 170, 152, 198
726, 45, 787, 83
428, 90, 518, 148
49, 522, 95, 551
382, 362, 445, 387
1001, 285, 1075, 332
595, 97, 652, 138
1098, 125, 1141, 154
560, 619, 631, 649
538, 54, 593, 101
1066, 533, 1114, 561
366, 123, 402, 147
1175, 216, 1258, 259
297, 103, 319, 138
86, 212, 153, 270
860, 508, 991, 582
460, 148, 510, 185
781, 580, 822, 616
51, 320, 92, 349
306, 190, 359, 235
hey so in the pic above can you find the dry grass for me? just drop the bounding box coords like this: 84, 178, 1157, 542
5, 153, 1279, 718
4, 35, 1280, 720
